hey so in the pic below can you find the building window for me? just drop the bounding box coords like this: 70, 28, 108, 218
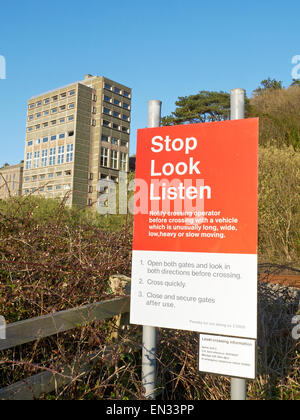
43, 122, 49, 128
40, 174, 46, 179
111, 137, 118, 145
103, 107, 111, 115
43, 137, 48, 143
122, 126, 129, 133
41, 150, 48, 167
121, 140, 128, 148
58, 146, 64, 164
123, 103, 130, 110
51, 120, 57, 125
123, 91, 130, 98
104, 95, 111, 102
29, 104, 35, 109
32, 175, 38, 181
48, 173, 54, 179
122, 114, 129, 121
27, 141, 33, 147
52, 95, 58, 101
37, 101, 42, 107
111, 150, 118, 170
103, 120, 110, 127
44, 98, 50, 104
114, 99, 121, 106
114, 87, 121, 94
68, 103, 75, 109
49, 148, 56, 166
101, 147, 108, 167
51, 135, 57, 141
105, 83, 112, 90
34, 151, 40, 169
47, 186, 53, 191
68, 115, 74, 121
28, 115, 34, 121
61, 92, 67, 98
60, 118, 65, 124
101, 135, 109, 143
36, 113, 42, 118
36, 139, 41, 145
113, 123, 119, 130
28, 127, 33, 132
68, 131, 74, 137
59, 133, 65, 139
69, 90, 76, 96
24, 189, 30, 194
26, 152, 32, 170
36, 126, 40, 132
52, 108, 58, 114
25, 177, 30, 182
60, 105, 66, 111
66, 144, 73, 162
113, 111, 120, 118
56, 185, 62, 190
120, 152, 127, 171
44, 110, 49, 116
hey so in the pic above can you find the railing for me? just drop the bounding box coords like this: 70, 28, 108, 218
0, 295, 131, 400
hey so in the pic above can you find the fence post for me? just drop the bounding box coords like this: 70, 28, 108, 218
141, 100, 162, 399
230, 88, 247, 401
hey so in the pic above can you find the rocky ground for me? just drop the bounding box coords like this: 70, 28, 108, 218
257, 281, 299, 350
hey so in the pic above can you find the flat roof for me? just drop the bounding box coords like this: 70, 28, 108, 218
28, 75, 131, 101
0, 162, 24, 170
28, 76, 98, 100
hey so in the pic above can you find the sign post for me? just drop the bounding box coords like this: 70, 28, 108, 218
230, 88, 247, 401
141, 100, 162, 399
131, 93, 258, 400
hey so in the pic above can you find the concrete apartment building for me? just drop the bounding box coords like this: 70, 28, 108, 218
0, 162, 24, 200
23, 74, 131, 208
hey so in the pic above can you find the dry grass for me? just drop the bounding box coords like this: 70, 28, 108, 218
259, 147, 300, 264
251, 85, 300, 150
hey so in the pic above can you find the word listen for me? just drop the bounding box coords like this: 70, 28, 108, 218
150, 135, 212, 201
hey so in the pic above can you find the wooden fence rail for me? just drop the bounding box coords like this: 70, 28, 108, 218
0, 295, 131, 400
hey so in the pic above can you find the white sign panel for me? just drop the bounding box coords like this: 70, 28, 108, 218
199, 334, 256, 380
131, 250, 257, 339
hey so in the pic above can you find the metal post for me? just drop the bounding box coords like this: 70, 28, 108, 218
148, 100, 162, 128
230, 88, 247, 401
231, 377, 247, 401
230, 88, 245, 120
142, 100, 162, 399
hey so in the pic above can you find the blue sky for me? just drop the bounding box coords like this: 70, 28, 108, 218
0, 0, 299, 165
